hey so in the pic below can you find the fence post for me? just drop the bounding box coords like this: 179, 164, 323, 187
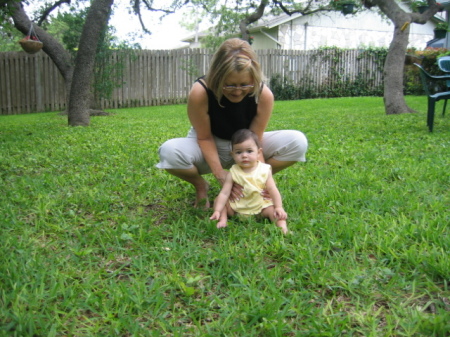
35, 54, 43, 112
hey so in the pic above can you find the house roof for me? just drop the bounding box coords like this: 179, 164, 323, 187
181, 13, 303, 42
181, 30, 211, 43
248, 12, 303, 31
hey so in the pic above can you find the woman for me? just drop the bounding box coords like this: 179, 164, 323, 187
156, 38, 308, 208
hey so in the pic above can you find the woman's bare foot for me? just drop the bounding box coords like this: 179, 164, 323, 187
165, 168, 210, 209
194, 180, 210, 208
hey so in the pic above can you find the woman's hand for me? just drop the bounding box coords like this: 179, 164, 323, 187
261, 189, 272, 200
214, 170, 243, 201
214, 169, 229, 186
229, 182, 244, 202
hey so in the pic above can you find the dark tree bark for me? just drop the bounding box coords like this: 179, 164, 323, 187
67, 0, 114, 126
239, 0, 268, 40
383, 4, 416, 114
366, 0, 441, 114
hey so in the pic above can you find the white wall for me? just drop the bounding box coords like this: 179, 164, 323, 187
275, 9, 437, 50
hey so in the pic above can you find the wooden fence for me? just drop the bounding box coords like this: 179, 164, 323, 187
0, 49, 384, 115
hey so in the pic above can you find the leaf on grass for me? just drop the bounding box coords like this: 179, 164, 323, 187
72, 248, 93, 256
178, 281, 196, 297
120, 233, 133, 240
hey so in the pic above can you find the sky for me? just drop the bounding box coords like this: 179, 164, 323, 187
25, 1, 202, 50
110, 7, 189, 49
109, 3, 205, 50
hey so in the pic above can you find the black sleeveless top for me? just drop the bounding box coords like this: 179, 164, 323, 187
196, 78, 260, 140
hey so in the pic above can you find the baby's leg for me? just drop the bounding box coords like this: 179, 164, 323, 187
261, 206, 288, 234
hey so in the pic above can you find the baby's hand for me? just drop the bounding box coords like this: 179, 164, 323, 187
210, 211, 221, 221
274, 208, 287, 220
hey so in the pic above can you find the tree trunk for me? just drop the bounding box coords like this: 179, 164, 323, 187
383, 24, 416, 114
370, 0, 441, 115
239, 0, 268, 40
67, 0, 114, 126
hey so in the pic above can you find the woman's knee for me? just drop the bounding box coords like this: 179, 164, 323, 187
264, 130, 308, 162
157, 138, 198, 169
289, 130, 308, 159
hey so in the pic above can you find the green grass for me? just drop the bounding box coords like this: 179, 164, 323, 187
0, 96, 449, 336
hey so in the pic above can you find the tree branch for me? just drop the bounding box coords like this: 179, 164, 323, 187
140, 0, 175, 14
239, 0, 268, 39
273, 0, 338, 17
131, 0, 176, 34
273, 0, 293, 14
37, 0, 71, 26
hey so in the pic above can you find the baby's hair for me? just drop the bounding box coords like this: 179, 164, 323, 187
231, 129, 261, 148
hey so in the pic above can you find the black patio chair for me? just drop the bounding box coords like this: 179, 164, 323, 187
437, 55, 450, 115
414, 63, 450, 132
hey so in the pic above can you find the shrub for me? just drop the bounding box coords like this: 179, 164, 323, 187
269, 47, 449, 100
405, 47, 449, 95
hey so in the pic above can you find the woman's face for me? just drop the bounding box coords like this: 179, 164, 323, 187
222, 71, 254, 103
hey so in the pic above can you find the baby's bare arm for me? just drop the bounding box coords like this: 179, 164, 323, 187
212, 173, 234, 213
265, 173, 283, 209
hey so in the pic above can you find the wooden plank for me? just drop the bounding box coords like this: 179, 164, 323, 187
0, 53, 9, 114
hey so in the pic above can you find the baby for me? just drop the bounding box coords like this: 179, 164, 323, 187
210, 129, 288, 234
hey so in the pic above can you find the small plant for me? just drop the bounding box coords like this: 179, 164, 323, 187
411, 0, 429, 11
332, 0, 355, 6
434, 22, 448, 31
414, 0, 428, 5
332, 0, 356, 10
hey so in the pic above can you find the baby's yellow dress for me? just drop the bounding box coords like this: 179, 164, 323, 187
229, 161, 274, 215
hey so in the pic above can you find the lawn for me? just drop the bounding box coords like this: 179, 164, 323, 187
0, 96, 449, 336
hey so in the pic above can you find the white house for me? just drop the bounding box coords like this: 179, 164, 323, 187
182, 4, 446, 50
248, 10, 438, 50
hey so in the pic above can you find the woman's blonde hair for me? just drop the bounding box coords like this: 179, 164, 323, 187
205, 38, 264, 104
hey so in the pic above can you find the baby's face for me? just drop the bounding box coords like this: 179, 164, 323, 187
231, 139, 260, 169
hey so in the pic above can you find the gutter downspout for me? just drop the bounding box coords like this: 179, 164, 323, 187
304, 22, 308, 50
290, 20, 293, 49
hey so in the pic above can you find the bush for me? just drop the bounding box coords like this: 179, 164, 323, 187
269, 47, 386, 100
269, 47, 449, 100
405, 47, 449, 95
